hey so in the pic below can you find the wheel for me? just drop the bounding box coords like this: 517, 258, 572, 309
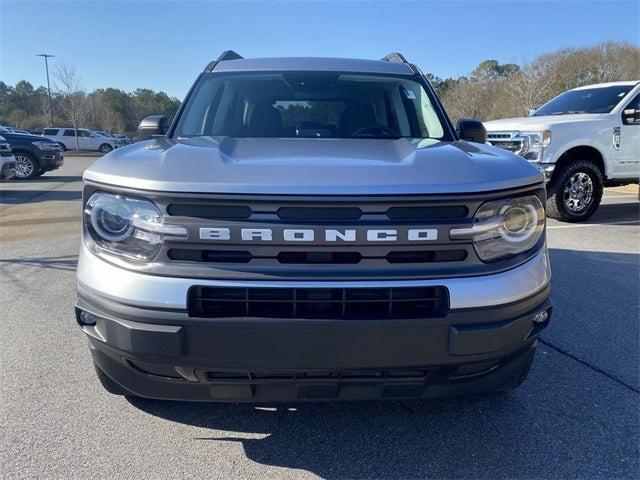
94, 364, 135, 397
99, 143, 113, 153
57, 142, 67, 151
13, 152, 40, 180
546, 160, 603, 222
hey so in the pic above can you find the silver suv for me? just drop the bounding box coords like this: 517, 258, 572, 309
76, 52, 552, 402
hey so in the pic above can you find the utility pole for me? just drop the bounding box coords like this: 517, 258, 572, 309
37, 54, 55, 126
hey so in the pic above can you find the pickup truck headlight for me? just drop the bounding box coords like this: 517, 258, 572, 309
83, 192, 186, 262
32, 141, 60, 151
518, 131, 551, 162
450, 195, 545, 261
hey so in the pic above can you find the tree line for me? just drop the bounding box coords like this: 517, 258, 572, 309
0, 41, 638, 135
431, 41, 639, 122
0, 61, 181, 135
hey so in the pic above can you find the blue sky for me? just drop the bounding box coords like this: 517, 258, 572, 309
1, 0, 638, 99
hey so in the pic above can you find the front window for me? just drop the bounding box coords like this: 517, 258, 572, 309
534, 85, 635, 116
175, 72, 449, 140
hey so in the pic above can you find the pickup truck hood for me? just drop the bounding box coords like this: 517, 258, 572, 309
484, 113, 606, 132
84, 137, 543, 195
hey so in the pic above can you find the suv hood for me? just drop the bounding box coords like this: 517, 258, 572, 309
84, 137, 543, 195
484, 113, 606, 132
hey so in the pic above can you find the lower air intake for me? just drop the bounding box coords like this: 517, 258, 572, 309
187, 286, 449, 319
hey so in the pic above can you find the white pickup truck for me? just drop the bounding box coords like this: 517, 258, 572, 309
485, 81, 639, 222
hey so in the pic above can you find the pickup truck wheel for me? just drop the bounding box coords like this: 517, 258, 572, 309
546, 160, 603, 222
14, 153, 40, 180
94, 364, 136, 397
99, 143, 113, 153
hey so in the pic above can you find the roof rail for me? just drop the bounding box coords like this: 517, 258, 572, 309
381, 52, 409, 64
204, 50, 244, 72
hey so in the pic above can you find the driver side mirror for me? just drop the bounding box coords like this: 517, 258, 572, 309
456, 119, 487, 144
138, 115, 169, 137
622, 108, 640, 125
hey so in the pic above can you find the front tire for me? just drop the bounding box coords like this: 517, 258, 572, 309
546, 160, 603, 222
14, 153, 40, 180
99, 143, 113, 153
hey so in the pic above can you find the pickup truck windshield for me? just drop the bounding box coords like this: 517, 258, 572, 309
175, 72, 449, 140
534, 85, 635, 116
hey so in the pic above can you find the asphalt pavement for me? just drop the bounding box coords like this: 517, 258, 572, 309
1, 157, 638, 480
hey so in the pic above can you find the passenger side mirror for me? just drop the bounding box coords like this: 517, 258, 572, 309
138, 115, 169, 136
528, 108, 537, 116
622, 108, 640, 125
456, 119, 487, 144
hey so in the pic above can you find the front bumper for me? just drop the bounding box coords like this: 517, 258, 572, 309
38, 150, 64, 171
76, 247, 552, 402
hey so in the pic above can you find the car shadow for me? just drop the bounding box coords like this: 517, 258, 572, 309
580, 200, 639, 225
8, 175, 83, 184
0, 189, 82, 204
126, 247, 640, 479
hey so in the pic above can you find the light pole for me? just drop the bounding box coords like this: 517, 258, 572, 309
37, 53, 55, 126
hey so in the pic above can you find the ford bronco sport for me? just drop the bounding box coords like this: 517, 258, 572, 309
76, 52, 552, 402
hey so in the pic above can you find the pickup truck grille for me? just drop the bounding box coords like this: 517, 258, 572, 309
487, 132, 525, 155
188, 285, 448, 319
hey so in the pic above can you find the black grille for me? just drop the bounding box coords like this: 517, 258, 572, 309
188, 286, 449, 319
386, 206, 468, 220
167, 204, 252, 219
168, 248, 467, 265
278, 207, 362, 220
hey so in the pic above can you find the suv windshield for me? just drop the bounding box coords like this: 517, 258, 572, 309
175, 72, 450, 140
534, 85, 635, 116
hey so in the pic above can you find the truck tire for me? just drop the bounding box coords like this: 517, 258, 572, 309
94, 364, 136, 397
546, 159, 603, 222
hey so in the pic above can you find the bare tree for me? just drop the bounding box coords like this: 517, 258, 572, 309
54, 61, 87, 149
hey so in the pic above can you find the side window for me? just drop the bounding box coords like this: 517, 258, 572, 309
78, 130, 91, 137
43, 128, 58, 135
63, 129, 76, 136
622, 93, 640, 126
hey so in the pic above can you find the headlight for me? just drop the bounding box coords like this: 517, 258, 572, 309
32, 141, 59, 151
450, 195, 545, 261
84, 192, 186, 262
516, 131, 551, 162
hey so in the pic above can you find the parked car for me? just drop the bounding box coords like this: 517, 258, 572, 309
77, 51, 552, 402
485, 81, 640, 222
42, 127, 121, 153
113, 133, 133, 144
0, 135, 16, 181
0, 126, 31, 135
93, 130, 127, 147
0, 125, 64, 179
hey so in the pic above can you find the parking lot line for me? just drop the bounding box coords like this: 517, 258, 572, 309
547, 219, 640, 229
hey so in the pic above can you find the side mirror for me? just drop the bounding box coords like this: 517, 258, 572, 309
456, 119, 487, 144
138, 115, 169, 136
622, 108, 640, 125
528, 108, 537, 116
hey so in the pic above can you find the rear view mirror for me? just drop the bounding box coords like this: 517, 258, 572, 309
622, 108, 640, 125
456, 119, 487, 144
138, 115, 169, 137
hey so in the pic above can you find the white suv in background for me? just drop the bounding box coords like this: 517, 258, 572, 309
485, 81, 639, 222
42, 128, 121, 153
